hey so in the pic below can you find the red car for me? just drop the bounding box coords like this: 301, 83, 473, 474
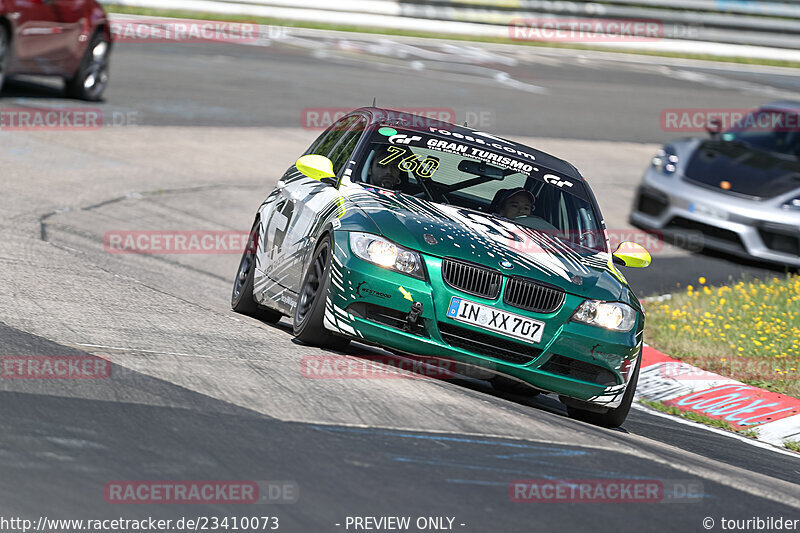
0, 0, 112, 101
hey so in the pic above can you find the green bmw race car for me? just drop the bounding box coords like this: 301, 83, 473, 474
232, 107, 651, 427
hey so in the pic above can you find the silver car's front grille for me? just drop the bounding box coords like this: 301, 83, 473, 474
504, 277, 565, 314
441, 259, 502, 299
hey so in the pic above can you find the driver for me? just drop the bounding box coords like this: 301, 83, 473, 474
367, 147, 403, 189
493, 188, 535, 219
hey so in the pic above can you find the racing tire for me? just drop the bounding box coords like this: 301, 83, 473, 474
293, 235, 350, 350
566, 354, 641, 428
231, 221, 283, 324
0, 25, 9, 94
65, 32, 110, 101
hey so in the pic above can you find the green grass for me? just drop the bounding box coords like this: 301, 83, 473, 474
644, 275, 800, 398
103, 4, 800, 69
785, 440, 800, 452
640, 399, 760, 438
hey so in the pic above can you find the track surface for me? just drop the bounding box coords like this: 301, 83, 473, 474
1, 29, 799, 530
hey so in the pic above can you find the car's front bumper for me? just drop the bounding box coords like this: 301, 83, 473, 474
631, 168, 800, 267
323, 232, 642, 409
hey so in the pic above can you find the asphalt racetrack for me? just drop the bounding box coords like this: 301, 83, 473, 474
1, 28, 799, 531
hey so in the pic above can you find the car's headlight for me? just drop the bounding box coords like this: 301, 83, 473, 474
651, 147, 678, 175
571, 300, 637, 331
349, 232, 425, 279
781, 197, 800, 211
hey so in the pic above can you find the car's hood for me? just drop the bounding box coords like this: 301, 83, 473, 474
347, 187, 630, 303
684, 140, 800, 199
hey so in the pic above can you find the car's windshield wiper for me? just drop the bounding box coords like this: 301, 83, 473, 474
722, 138, 753, 150
728, 138, 800, 159
438, 175, 497, 193
722, 137, 797, 158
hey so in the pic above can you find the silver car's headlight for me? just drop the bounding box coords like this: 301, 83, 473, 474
651, 148, 678, 175
349, 232, 424, 279
571, 300, 637, 332
781, 197, 800, 211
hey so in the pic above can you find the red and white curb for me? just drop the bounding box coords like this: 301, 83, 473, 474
635, 346, 800, 448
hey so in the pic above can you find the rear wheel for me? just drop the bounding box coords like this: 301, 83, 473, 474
293, 235, 350, 350
0, 25, 9, 94
65, 32, 109, 101
231, 221, 282, 324
566, 355, 641, 428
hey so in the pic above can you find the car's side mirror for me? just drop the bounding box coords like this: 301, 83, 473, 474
296, 155, 336, 184
612, 242, 651, 268
706, 118, 722, 140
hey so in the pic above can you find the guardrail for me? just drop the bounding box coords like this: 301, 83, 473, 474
99, 0, 800, 51
398, 0, 800, 49
403, 0, 800, 19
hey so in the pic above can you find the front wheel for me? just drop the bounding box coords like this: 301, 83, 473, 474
566, 355, 641, 428
65, 32, 110, 101
293, 235, 350, 350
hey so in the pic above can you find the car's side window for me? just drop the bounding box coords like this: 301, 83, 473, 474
305, 128, 332, 155
329, 118, 367, 175
307, 116, 360, 158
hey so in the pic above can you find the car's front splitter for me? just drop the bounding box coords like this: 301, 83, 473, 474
322, 231, 642, 408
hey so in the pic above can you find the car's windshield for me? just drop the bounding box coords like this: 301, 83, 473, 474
722, 109, 800, 157
353, 130, 607, 253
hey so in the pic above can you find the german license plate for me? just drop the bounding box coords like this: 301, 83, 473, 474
689, 202, 729, 220
446, 297, 544, 344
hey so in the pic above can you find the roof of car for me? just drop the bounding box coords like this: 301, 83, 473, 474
354, 107, 584, 181
762, 101, 800, 112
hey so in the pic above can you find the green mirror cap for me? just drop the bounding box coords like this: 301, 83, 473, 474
296, 155, 336, 181
612, 242, 652, 268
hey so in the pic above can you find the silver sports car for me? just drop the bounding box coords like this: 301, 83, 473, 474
630, 101, 800, 268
